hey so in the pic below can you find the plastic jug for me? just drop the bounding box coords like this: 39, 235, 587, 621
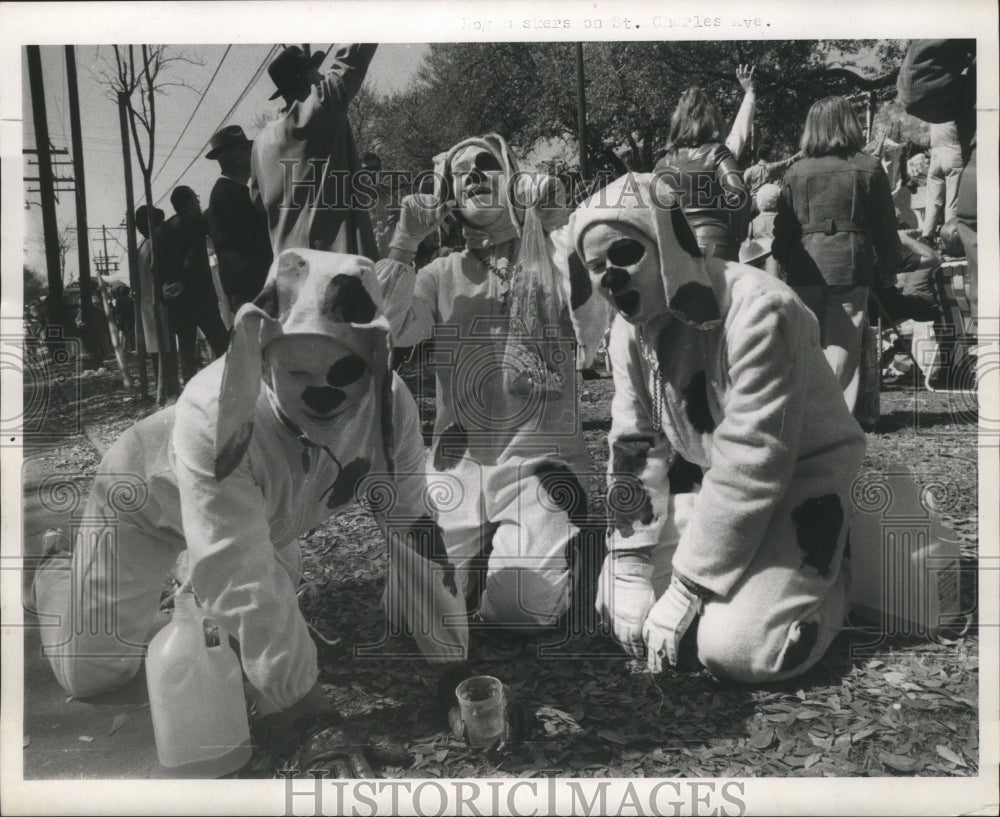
146, 591, 251, 777
847, 471, 962, 637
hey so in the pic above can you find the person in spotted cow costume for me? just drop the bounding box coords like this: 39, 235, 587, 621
31, 249, 465, 772
570, 173, 866, 682
376, 133, 610, 634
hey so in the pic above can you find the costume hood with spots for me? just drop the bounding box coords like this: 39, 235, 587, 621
433, 133, 569, 249
215, 249, 393, 482
437, 133, 573, 397
570, 172, 722, 329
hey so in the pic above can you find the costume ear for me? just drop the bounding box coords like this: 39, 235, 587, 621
215, 303, 281, 481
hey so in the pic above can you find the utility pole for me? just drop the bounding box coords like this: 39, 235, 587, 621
65, 45, 96, 349
26, 46, 68, 330
118, 92, 148, 400
575, 43, 589, 183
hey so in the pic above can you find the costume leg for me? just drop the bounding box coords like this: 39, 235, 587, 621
821, 285, 869, 412
942, 149, 964, 226
426, 456, 488, 611
647, 485, 850, 683
698, 490, 851, 683
31, 470, 183, 699
922, 151, 946, 238
477, 459, 585, 627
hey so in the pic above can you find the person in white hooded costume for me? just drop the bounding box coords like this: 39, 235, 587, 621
571, 173, 867, 682
376, 134, 609, 629
31, 249, 464, 769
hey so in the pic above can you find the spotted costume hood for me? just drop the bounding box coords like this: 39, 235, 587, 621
215, 249, 393, 481
570, 172, 722, 329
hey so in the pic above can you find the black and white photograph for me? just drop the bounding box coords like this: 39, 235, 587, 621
1, 1, 997, 814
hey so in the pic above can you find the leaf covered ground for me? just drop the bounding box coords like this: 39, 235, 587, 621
22, 351, 980, 779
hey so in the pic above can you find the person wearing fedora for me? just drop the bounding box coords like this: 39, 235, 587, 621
30, 249, 467, 772
207, 125, 274, 313
251, 44, 380, 260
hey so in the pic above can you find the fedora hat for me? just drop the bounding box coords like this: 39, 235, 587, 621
267, 46, 326, 101
206, 124, 252, 160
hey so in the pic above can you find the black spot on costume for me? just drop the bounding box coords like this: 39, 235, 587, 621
792, 494, 844, 578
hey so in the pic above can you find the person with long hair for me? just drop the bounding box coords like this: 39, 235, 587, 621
654, 88, 752, 261
772, 95, 902, 412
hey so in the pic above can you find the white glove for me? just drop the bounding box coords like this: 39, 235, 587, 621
389, 194, 450, 253
595, 551, 656, 659
642, 574, 705, 673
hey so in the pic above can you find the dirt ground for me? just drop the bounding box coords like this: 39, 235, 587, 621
19, 346, 980, 779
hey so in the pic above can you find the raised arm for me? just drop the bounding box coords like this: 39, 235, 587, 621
725, 64, 757, 161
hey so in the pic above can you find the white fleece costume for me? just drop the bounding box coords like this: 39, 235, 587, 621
571, 174, 866, 682
33, 251, 466, 709
377, 135, 608, 627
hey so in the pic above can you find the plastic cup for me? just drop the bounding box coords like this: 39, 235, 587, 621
455, 676, 505, 748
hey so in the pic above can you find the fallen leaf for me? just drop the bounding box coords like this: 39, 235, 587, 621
879, 752, 917, 772
749, 726, 774, 750
597, 729, 631, 746
803, 752, 821, 769
935, 745, 967, 767
108, 713, 129, 735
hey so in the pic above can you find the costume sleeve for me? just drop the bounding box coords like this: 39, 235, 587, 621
385, 375, 428, 523
375, 257, 440, 347
672, 290, 810, 597
770, 179, 800, 266
714, 145, 752, 242
725, 88, 757, 160
605, 318, 675, 551
870, 163, 904, 286
379, 377, 470, 662
303, 44, 378, 120
172, 393, 317, 712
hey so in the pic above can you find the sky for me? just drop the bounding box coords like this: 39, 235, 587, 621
21, 43, 428, 285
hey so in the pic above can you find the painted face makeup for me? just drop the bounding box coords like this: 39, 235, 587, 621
266, 337, 371, 432
450, 145, 507, 228
580, 223, 666, 325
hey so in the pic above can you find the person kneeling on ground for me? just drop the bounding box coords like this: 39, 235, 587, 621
570, 173, 866, 682
31, 249, 467, 771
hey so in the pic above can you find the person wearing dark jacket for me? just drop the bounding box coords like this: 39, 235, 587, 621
250, 44, 379, 260
206, 125, 273, 312
772, 96, 902, 413
155, 185, 230, 383
654, 88, 752, 262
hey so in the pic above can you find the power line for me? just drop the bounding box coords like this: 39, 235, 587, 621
149, 45, 232, 189
153, 45, 279, 206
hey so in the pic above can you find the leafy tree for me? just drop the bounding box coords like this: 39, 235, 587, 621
24, 265, 48, 303
363, 40, 906, 179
